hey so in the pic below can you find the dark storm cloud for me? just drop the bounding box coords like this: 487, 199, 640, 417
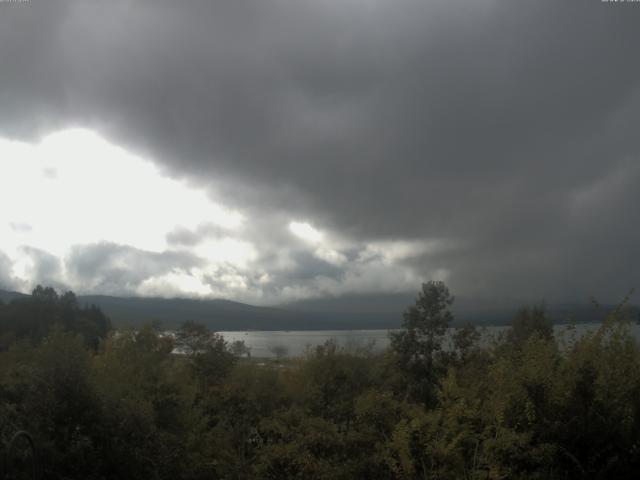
1, 0, 640, 301
260, 250, 346, 286
66, 242, 201, 295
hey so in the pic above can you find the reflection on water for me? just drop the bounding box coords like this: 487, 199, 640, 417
220, 324, 640, 358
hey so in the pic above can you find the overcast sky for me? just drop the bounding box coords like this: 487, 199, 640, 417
1, 0, 639, 305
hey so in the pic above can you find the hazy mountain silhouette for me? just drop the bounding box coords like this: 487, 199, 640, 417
2, 289, 634, 330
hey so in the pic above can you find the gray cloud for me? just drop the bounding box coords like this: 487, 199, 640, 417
165, 223, 228, 247
66, 242, 201, 296
17, 246, 65, 290
1, 0, 640, 302
280, 251, 345, 283
0, 251, 21, 292
9, 222, 32, 234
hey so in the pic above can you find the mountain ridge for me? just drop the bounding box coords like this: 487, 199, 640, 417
1, 289, 636, 330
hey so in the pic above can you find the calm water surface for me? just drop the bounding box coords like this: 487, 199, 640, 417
220, 324, 640, 358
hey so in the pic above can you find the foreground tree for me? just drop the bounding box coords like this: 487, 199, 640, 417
175, 320, 237, 389
390, 281, 454, 406
506, 305, 553, 349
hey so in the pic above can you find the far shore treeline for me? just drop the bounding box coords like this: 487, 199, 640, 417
1, 282, 640, 479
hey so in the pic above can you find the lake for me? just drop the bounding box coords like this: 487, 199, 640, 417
220, 323, 640, 358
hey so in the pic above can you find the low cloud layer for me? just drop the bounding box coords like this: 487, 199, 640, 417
0, 131, 430, 303
1, 0, 640, 303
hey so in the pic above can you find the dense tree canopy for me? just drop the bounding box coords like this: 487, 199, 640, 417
0, 285, 111, 350
0, 284, 639, 479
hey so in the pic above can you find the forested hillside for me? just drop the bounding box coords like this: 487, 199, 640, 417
1, 288, 634, 331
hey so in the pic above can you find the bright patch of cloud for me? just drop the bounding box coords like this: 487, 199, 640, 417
138, 271, 212, 297
0, 129, 243, 259
362, 240, 443, 264
194, 238, 257, 268
0, 129, 249, 292
288, 221, 347, 266
289, 221, 323, 243
315, 247, 347, 266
